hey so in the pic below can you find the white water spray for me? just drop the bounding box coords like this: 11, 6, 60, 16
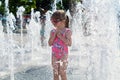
71, 0, 119, 80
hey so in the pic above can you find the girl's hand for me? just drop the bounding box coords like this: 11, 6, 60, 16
57, 31, 62, 38
48, 29, 57, 46
57, 30, 68, 44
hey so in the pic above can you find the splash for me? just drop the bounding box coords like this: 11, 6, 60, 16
71, 0, 119, 80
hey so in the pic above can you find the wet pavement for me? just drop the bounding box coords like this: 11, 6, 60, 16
0, 51, 83, 80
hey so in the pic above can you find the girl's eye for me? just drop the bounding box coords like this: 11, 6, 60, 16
51, 19, 61, 23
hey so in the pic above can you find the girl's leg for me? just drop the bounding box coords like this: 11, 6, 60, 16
59, 54, 68, 80
52, 56, 60, 80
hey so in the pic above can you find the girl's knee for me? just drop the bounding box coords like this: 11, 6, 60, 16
53, 69, 59, 75
52, 64, 59, 74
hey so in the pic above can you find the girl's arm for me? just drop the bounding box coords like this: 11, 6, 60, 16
48, 30, 56, 46
57, 30, 72, 46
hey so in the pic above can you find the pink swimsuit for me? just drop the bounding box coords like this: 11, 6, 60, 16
51, 28, 70, 59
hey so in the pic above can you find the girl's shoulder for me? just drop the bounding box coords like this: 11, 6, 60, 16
65, 28, 71, 31
51, 28, 56, 33
65, 28, 72, 33
65, 28, 72, 37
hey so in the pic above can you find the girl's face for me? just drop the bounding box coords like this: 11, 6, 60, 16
51, 18, 65, 28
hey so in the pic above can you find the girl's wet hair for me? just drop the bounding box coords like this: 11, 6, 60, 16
51, 10, 69, 28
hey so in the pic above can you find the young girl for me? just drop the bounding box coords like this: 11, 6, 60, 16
48, 10, 72, 80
